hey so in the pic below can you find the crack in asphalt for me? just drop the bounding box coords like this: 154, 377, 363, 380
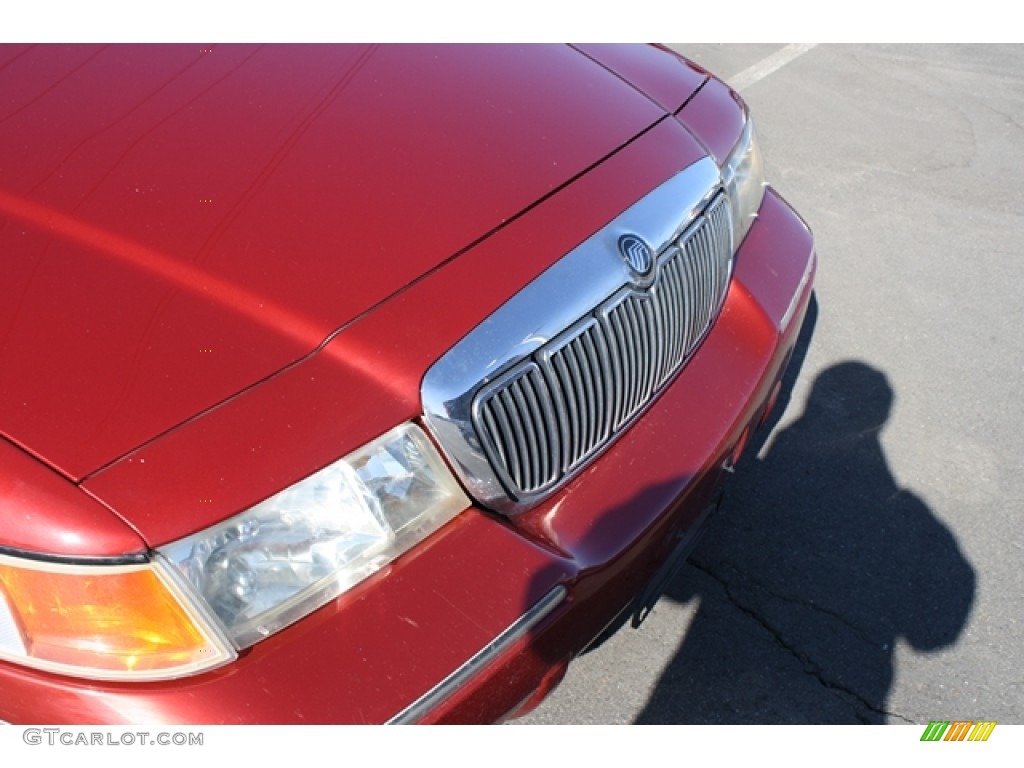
688, 557, 914, 724
737, 575, 883, 651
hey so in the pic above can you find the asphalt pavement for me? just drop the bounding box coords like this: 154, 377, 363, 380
520, 44, 1024, 725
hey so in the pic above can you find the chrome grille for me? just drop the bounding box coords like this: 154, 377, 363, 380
475, 193, 733, 498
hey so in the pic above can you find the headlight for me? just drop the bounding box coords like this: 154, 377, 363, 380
721, 115, 766, 249
159, 423, 469, 648
0, 554, 235, 681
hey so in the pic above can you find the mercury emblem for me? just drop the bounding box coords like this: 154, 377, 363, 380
617, 234, 656, 286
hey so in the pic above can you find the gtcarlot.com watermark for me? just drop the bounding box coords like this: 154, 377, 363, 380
23, 728, 203, 747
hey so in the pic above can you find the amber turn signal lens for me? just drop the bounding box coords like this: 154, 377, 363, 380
0, 554, 234, 681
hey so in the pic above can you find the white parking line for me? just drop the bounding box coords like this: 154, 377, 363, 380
729, 43, 818, 92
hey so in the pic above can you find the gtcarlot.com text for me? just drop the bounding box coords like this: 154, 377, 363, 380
23, 729, 203, 746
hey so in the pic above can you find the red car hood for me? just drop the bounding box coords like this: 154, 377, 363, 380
0, 44, 671, 480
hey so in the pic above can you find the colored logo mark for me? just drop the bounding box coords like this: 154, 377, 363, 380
617, 233, 656, 285
920, 720, 997, 742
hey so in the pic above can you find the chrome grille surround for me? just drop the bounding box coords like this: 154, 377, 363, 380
422, 157, 733, 514
476, 194, 732, 498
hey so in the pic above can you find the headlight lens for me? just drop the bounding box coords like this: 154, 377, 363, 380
0, 555, 235, 681
159, 423, 469, 648
721, 115, 766, 249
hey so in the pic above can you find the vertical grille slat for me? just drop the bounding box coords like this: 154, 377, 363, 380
505, 382, 537, 491
641, 294, 661, 395
606, 309, 631, 430
550, 352, 581, 473
621, 300, 645, 419
569, 347, 590, 463
571, 337, 598, 457
480, 401, 508, 472
650, 279, 671, 386
580, 327, 612, 448
474, 193, 733, 499
598, 315, 624, 440
684, 244, 704, 351
520, 368, 557, 488
662, 255, 685, 375
488, 390, 523, 490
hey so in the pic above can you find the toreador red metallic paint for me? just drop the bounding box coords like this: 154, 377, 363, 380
0, 44, 814, 724
0, 44, 665, 480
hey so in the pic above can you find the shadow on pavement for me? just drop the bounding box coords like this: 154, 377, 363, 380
635, 301, 976, 723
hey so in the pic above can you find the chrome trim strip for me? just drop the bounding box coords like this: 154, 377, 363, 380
387, 586, 567, 724
423, 157, 723, 513
780, 249, 816, 331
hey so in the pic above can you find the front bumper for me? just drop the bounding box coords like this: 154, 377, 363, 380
0, 185, 814, 724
